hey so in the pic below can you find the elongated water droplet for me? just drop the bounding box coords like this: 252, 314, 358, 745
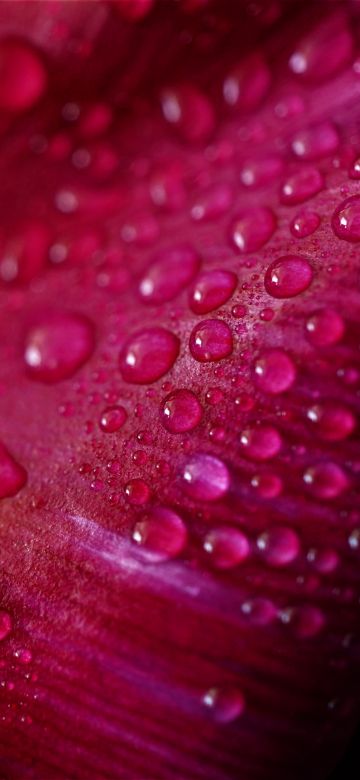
264, 255, 313, 298
189, 270, 237, 315
24, 312, 94, 383
119, 327, 179, 384
183, 452, 230, 501
189, 319, 233, 362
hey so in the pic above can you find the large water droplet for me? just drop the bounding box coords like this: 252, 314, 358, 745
0, 40, 47, 111
280, 166, 323, 205
281, 605, 325, 639
125, 479, 151, 505
119, 327, 180, 384
189, 319, 233, 362
189, 270, 237, 315
24, 312, 94, 383
290, 209, 320, 238
0, 443, 26, 499
161, 83, 215, 143
241, 597, 276, 625
230, 206, 276, 253
257, 526, 300, 566
191, 183, 233, 222
139, 245, 200, 304
183, 453, 230, 501
303, 462, 348, 499
132, 506, 187, 561
305, 308, 345, 346
240, 424, 282, 461
203, 526, 249, 569
254, 349, 296, 394
223, 52, 270, 111
161, 389, 202, 433
306, 402, 355, 441
288, 13, 352, 82
264, 255, 313, 298
240, 155, 284, 188
332, 195, 360, 242
291, 122, 339, 160
203, 686, 245, 723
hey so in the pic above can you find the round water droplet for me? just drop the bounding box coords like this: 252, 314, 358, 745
290, 210, 320, 238
149, 161, 186, 212
24, 312, 94, 383
119, 327, 180, 384
282, 605, 325, 639
280, 166, 323, 205
191, 183, 233, 222
291, 122, 339, 160
257, 526, 300, 566
332, 195, 360, 242
189, 270, 237, 315
139, 245, 200, 304
288, 14, 352, 82
203, 686, 245, 723
99, 405, 127, 433
223, 51, 271, 111
132, 506, 187, 562
229, 206, 276, 253
240, 155, 284, 188
161, 389, 202, 433
189, 319, 233, 362
0, 443, 27, 499
0, 610, 12, 640
254, 349, 296, 394
203, 526, 250, 569
240, 424, 282, 461
161, 83, 215, 143
306, 402, 355, 441
183, 452, 230, 501
125, 479, 151, 505
0, 40, 47, 111
241, 597, 276, 625
264, 255, 313, 298
303, 462, 348, 499
307, 547, 339, 574
251, 471, 283, 498
305, 308, 344, 346
349, 158, 360, 180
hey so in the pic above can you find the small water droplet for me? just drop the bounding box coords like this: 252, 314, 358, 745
291, 122, 339, 160
281, 605, 325, 638
305, 308, 344, 346
203, 686, 245, 723
0, 443, 27, 499
290, 210, 320, 238
119, 327, 180, 384
161, 83, 215, 143
0, 610, 12, 640
230, 206, 276, 253
189, 270, 237, 315
257, 526, 300, 566
223, 51, 270, 111
182, 452, 230, 501
241, 597, 276, 625
251, 471, 283, 498
303, 462, 348, 499
99, 405, 127, 433
307, 547, 339, 574
139, 245, 200, 304
306, 402, 355, 441
203, 526, 249, 569
161, 389, 202, 433
240, 424, 282, 461
191, 183, 233, 222
288, 14, 352, 82
132, 506, 187, 561
280, 166, 323, 205
254, 349, 296, 394
332, 195, 360, 242
264, 255, 313, 298
24, 312, 94, 383
125, 478, 151, 505
189, 319, 233, 362
240, 155, 284, 188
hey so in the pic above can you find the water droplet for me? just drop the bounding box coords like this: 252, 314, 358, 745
288, 13, 352, 82
182, 452, 230, 501
303, 462, 348, 499
191, 183, 233, 222
291, 122, 339, 160
241, 597, 276, 625
240, 424, 282, 461
119, 327, 180, 384
203, 686, 245, 723
290, 210, 320, 238
0, 610, 12, 640
254, 349, 296, 394
306, 402, 355, 441
132, 506, 187, 561
332, 195, 360, 242
121, 214, 159, 247
264, 255, 313, 298
189, 270, 237, 315
223, 52, 271, 111
24, 312, 94, 383
139, 245, 200, 304
307, 547, 339, 573
240, 155, 284, 188
280, 166, 323, 205
161, 83, 215, 143
230, 206, 276, 253
205, 388, 224, 405
125, 478, 151, 505
189, 319, 233, 362
161, 389, 202, 433
281, 605, 325, 639
99, 405, 127, 433
149, 161, 186, 212
251, 471, 283, 498
203, 526, 249, 569
349, 158, 360, 180
0, 443, 27, 499
0, 40, 47, 111
305, 308, 345, 346
257, 526, 300, 566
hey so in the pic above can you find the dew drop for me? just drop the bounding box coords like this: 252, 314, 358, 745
282, 605, 325, 639
99, 405, 127, 433
229, 206, 276, 253
132, 506, 187, 561
264, 255, 313, 298
240, 155, 284, 188
257, 526, 300, 566
240, 424, 282, 461
24, 312, 94, 383
203, 526, 250, 569
251, 471, 283, 498
191, 183, 233, 222
139, 245, 200, 304
349, 158, 360, 180
280, 166, 323, 205
307, 547, 339, 574
189, 270, 237, 315
241, 597, 276, 625
203, 686, 245, 723
0, 610, 12, 641
161, 83, 215, 143
306, 402, 355, 441
189, 319, 233, 362
119, 327, 180, 384
305, 308, 344, 346
332, 195, 360, 242
223, 52, 271, 111
125, 479, 151, 505
182, 453, 230, 501
161, 389, 202, 433
288, 14, 352, 82
303, 462, 348, 499
254, 349, 296, 394
291, 122, 339, 160
290, 210, 320, 238
0, 40, 47, 111
0, 443, 27, 499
